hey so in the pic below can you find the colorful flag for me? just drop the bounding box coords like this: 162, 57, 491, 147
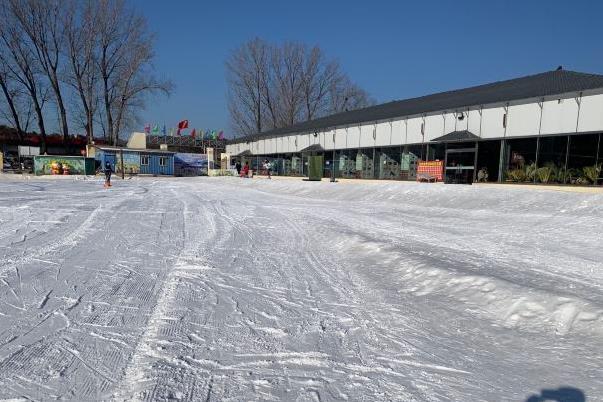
161, 125, 166, 136
144, 123, 150, 134
177, 120, 188, 136
152, 124, 159, 135
190, 129, 196, 139
169, 128, 174, 136
217, 131, 224, 140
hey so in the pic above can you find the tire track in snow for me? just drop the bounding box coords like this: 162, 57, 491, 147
112, 188, 217, 401
0, 190, 135, 278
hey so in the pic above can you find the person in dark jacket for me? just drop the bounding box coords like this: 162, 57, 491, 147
104, 161, 113, 188
235, 161, 242, 176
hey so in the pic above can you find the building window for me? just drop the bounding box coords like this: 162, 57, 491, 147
141, 155, 149, 166
159, 156, 167, 167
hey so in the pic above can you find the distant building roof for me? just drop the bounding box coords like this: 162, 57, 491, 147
231, 69, 603, 143
94, 146, 175, 154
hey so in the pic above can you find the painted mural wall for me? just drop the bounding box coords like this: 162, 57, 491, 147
34, 156, 94, 175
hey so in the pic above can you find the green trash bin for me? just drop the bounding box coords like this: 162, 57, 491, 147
308, 155, 323, 181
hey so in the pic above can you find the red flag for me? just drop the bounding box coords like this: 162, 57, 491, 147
190, 129, 196, 139
178, 120, 189, 129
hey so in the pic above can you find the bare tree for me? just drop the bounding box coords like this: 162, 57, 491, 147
329, 76, 372, 114
0, 60, 29, 141
64, 0, 98, 144
226, 38, 269, 137
301, 47, 339, 120
96, 0, 172, 145
227, 38, 373, 137
9, 0, 70, 141
0, 3, 49, 152
272, 42, 306, 127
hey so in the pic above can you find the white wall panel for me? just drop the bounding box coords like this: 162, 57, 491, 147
578, 94, 603, 132
320, 130, 333, 150
443, 112, 456, 134
456, 110, 468, 131
391, 120, 406, 145
481, 106, 506, 139
406, 117, 423, 144
467, 109, 482, 136
297, 134, 309, 152
375, 121, 391, 146
540, 99, 579, 135
359, 124, 376, 148
506, 103, 540, 138
424, 114, 444, 141
391, 119, 405, 146
334, 128, 347, 149
347, 126, 361, 148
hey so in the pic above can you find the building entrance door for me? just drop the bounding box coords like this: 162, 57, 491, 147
444, 143, 477, 184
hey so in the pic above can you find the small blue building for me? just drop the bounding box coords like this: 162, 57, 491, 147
94, 147, 175, 176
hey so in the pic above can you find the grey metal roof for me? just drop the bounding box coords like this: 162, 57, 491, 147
431, 130, 480, 142
230, 69, 603, 144
95, 146, 175, 155
299, 144, 324, 153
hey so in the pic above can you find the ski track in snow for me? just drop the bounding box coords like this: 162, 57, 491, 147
0, 176, 602, 401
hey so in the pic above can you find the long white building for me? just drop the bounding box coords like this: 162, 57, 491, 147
226, 69, 603, 183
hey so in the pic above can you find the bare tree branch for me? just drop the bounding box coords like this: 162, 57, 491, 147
227, 39, 374, 137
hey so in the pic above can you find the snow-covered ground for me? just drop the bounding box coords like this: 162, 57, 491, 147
0, 175, 601, 401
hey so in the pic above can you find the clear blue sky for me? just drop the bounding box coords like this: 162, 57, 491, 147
131, 0, 603, 137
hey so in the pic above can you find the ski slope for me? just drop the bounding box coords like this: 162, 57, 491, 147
0, 176, 601, 401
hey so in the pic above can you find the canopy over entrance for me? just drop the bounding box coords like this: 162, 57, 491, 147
432, 130, 480, 143
300, 144, 324, 154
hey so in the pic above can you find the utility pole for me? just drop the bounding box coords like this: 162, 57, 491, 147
120, 148, 125, 179
331, 149, 336, 182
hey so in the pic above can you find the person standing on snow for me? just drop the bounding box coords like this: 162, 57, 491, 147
104, 161, 113, 188
235, 161, 242, 176
263, 159, 272, 179
241, 161, 250, 178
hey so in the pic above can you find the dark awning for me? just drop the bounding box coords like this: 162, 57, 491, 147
234, 150, 253, 157
299, 144, 324, 153
431, 130, 480, 142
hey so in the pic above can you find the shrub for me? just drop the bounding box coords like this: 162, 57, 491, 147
525, 162, 537, 181
582, 163, 602, 184
536, 166, 554, 183
506, 168, 527, 182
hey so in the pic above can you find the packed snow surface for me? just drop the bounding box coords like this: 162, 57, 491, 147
0, 176, 601, 401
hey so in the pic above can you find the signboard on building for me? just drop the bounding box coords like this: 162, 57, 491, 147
115, 152, 141, 175
33, 156, 95, 175
220, 153, 231, 171
174, 153, 208, 176
417, 160, 444, 182
18, 146, 40, 157
207, 147, 215, 170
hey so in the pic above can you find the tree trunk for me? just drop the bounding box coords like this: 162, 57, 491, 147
0, 78, 25, 142
51, 77, 69, 141
103, 78, 114, 144
32, 98, 46, 154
